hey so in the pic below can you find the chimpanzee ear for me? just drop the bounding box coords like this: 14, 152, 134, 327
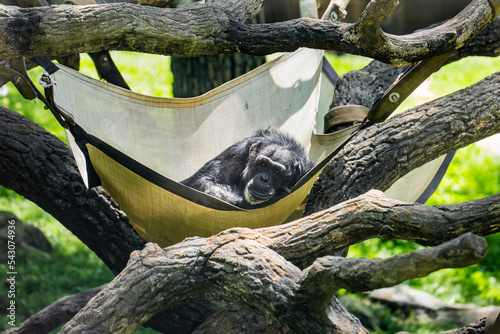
249, 141, 262, 158
293, 162, 303, 179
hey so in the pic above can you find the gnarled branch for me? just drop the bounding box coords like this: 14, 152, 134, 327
59, 211, 488, 333
298, 233, 486, 310
306, 70, 500, 213
3, 285, 106, 334
0, 0, 498, 65
265, 190, 500, 268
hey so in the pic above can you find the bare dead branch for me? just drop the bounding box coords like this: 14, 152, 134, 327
0, 0, 498, 64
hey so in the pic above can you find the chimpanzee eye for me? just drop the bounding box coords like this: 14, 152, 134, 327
274, 170, 279, 175
260, 162, 266, 167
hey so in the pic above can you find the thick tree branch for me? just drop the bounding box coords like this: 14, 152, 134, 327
0, 107, 145, 274
264, 190, 500, 268
3, 285, 105, 334
60, 227, 487, 333
0, 108, 220, 333
329, 17, 500, 111
207, 0, 263, 23
306, 71, 500, 213
0, 0, 498, 65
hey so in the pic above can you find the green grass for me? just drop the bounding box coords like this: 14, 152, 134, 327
1, 51, 499, 332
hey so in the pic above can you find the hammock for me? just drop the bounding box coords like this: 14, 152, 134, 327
35, 49, 452, 247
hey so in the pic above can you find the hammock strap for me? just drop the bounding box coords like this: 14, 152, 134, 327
292, 108, 369, 190
368, 51, 454, 123
0, 57, 37, 100
32, 56, 75, 129
88, 51, 130, 90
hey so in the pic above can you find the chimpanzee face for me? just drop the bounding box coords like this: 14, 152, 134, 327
243, 142, 304, 206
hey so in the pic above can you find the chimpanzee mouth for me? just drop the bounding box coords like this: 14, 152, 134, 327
245, 188, 274, 205
251, 190, 273, 200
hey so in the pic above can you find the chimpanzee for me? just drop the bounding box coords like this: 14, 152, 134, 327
181, 129, 315, 209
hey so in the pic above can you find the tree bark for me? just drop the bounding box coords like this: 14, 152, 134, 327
0, 107, 146, 274
268, 190, 500, 269
58, 211, 489, 333
171, 53, 266, 97
306, 70, 500, 213
3, 285, 106, 334
328, 17, 500, 111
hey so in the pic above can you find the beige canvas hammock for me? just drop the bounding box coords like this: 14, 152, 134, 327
38, 48, 452, 247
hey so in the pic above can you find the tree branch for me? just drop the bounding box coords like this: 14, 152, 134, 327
306, 71, 500, 213
0, 107, 145, 274
3, 285, 105, 334
264, 190, 500, 268
329, 17, 500, 110
298, 233, 487, 310
59, 224, 487, 333
0, 0, 498, 65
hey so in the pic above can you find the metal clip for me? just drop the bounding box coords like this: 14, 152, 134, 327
39, 74, 54, 89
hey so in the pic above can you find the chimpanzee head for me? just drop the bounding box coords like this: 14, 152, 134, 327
242, 139, 314, 207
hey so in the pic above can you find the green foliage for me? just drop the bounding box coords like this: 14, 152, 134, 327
0, 190, 115, 330
427, 145, 500, 205
324, 52, 372, 75
79, 52, 174, 98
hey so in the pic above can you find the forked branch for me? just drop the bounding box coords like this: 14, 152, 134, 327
59, 222, 487, 333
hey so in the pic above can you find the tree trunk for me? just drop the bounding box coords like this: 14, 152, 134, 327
171, 54, 266, 97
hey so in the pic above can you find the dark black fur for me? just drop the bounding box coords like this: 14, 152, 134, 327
181, 129, 315, 209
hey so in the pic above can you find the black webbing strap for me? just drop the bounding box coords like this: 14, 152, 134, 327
322, 56, 339, 85
88, 51, 130, 90
32, 56, 60, 75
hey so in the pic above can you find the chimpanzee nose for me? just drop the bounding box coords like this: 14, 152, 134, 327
260, 174, 270, 183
